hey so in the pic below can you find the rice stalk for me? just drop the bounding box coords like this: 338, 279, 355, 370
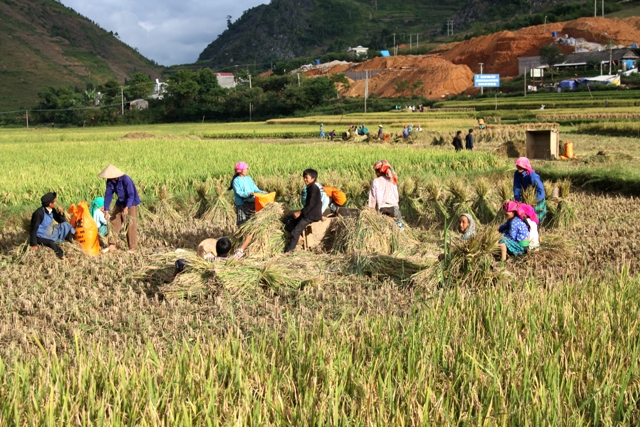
558, 179, 572, 198
498, 181, 512, 203
233, 202, 286, 258
522, 186, 538, 208
351, 254, 425, 284
471, 178, 497, 224
548, 200, 577, 230
447, 180, 473, 222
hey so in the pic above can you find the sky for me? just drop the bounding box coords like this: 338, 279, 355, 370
59, 0, 269, 66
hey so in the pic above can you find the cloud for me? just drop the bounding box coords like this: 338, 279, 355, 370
58, 0, 268, 66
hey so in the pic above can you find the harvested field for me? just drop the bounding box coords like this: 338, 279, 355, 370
0, 121, 639, 424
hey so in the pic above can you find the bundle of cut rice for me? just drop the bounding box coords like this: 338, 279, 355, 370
548, 200, 577, 230
332, 208, 417, 256
351, 254, 425, 284
419, 227, 503, 290
201, 178, 236, 232
471, 178, 497, 224
422, 181, 448, 226
233, 202, 287, 258
446, 180, 473, 223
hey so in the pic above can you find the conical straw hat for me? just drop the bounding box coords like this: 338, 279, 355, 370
98, 164, 125, 179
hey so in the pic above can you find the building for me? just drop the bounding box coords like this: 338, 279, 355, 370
347, 46, 369, 56
518, 49, 639, 75
215, 72, 236, 89
126, 99, 149, 110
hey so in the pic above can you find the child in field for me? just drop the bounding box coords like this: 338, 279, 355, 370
497, 201, 530, 261
175, 237, 240, 275
458, 213, 476, 240
90, 197, 108, 237
229, 162, 267, 226
284, 169, 323, 253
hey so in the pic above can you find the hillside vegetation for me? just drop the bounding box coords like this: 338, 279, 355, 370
197, 0, 617, 71
0, 0, 162, 111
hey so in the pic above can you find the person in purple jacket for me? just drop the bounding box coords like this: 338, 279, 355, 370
98, 164, 141, 253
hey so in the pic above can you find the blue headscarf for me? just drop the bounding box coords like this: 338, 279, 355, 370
459, 213, 476, 240
90, 197, 104, 217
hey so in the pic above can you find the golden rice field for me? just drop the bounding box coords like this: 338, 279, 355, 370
0, 118, 639, 425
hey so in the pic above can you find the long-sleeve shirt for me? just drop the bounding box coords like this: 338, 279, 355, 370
452, 135, 463, 151
104, 174, 140, 212
301, 183, 330, 213
513, 170, 545, 202
30, 206, 67, 246
301, 182, 323, 221
465, 133, 474, 149
232, 176, 264, 206
498, 217, 530, 242
93, 209, 108, 236
368, 176, 399, 210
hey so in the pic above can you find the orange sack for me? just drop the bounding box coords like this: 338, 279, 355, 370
323, 186, 347, 206
254, 192, 276, 212
68, 201, 100, 256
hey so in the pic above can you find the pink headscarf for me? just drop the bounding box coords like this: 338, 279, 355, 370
516, 202, 539, 224
235, 161, 249, 172
515, 157, 533, 174
503, 201, 519, 213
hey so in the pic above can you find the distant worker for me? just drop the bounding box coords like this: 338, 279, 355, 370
29, 192, 75, 259
378, 124, 384, 139
319, 123, 325, 139
513, 157, 547, 221
452, 130, 463, 151
416, 124, 423, 132
465, 129, 474, 150
328, 129, 336, 140
540, 104, 545, 110
402, 126, 409, 139
477, 118, 485, 130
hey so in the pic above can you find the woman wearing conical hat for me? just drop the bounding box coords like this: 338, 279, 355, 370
98, 164, 140, 253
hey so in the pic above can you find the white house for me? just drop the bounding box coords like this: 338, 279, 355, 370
347, 46, 369, 56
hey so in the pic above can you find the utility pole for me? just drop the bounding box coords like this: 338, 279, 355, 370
121, 86, 124, 115
26, 110, 29, 128
416, 34, 419, 49
297, 73, 300, 87
609, 39, 612, 75
447, 19, 454, 36
409, 34, 412, 50
249, 74, 252, 122
392, 33, 396, 55
524, 67, 527, 97
479, 63, 484, 95
594, 0, 597, 17
249, 74, 252, 89
602, 0, 604, 17
364, 70, 369, 113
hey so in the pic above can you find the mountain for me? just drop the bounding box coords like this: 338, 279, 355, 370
0, 0, 163, 111
197, 0, 590, 71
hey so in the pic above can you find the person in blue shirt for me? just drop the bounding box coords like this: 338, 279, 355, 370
29, 192, 75, 259
498, 201, 530, 261
513, 157, 546, 221
229, 161, 266, 226
98, 164, 141, 253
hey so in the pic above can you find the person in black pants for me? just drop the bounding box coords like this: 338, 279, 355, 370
284, 169, 323, 253
465, 128, 474, 150
29, 192, 75, 259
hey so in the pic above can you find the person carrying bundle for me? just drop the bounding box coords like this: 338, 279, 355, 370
497, 201, 530, 261
284, 169, 323, 253
368, 160, 405, 230
513, 157, 546, 221
29, 192, 75, 259
99, 164, 141, 253
229, 161, 266, 226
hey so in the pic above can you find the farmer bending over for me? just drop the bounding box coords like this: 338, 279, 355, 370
30, 192, 75, 259
284, 169, 323, 253
513, 157, 546, 221
99, 164, 141, 253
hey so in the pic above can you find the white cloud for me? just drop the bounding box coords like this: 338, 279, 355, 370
58, 0, 269, 66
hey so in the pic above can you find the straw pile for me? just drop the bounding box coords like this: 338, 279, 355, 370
471, 178, 497, 224
332, 208, 417, 256
416, 227, 503, 291
351, 254, 426, 285
233, 202, 287, 258
200, 178, 236, 231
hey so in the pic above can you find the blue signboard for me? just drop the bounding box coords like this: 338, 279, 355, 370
380, 50, 391, 57
474, 74, 500, 87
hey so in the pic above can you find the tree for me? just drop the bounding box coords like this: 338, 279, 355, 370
125, 72, 154, 100
539, 45, 564, 69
